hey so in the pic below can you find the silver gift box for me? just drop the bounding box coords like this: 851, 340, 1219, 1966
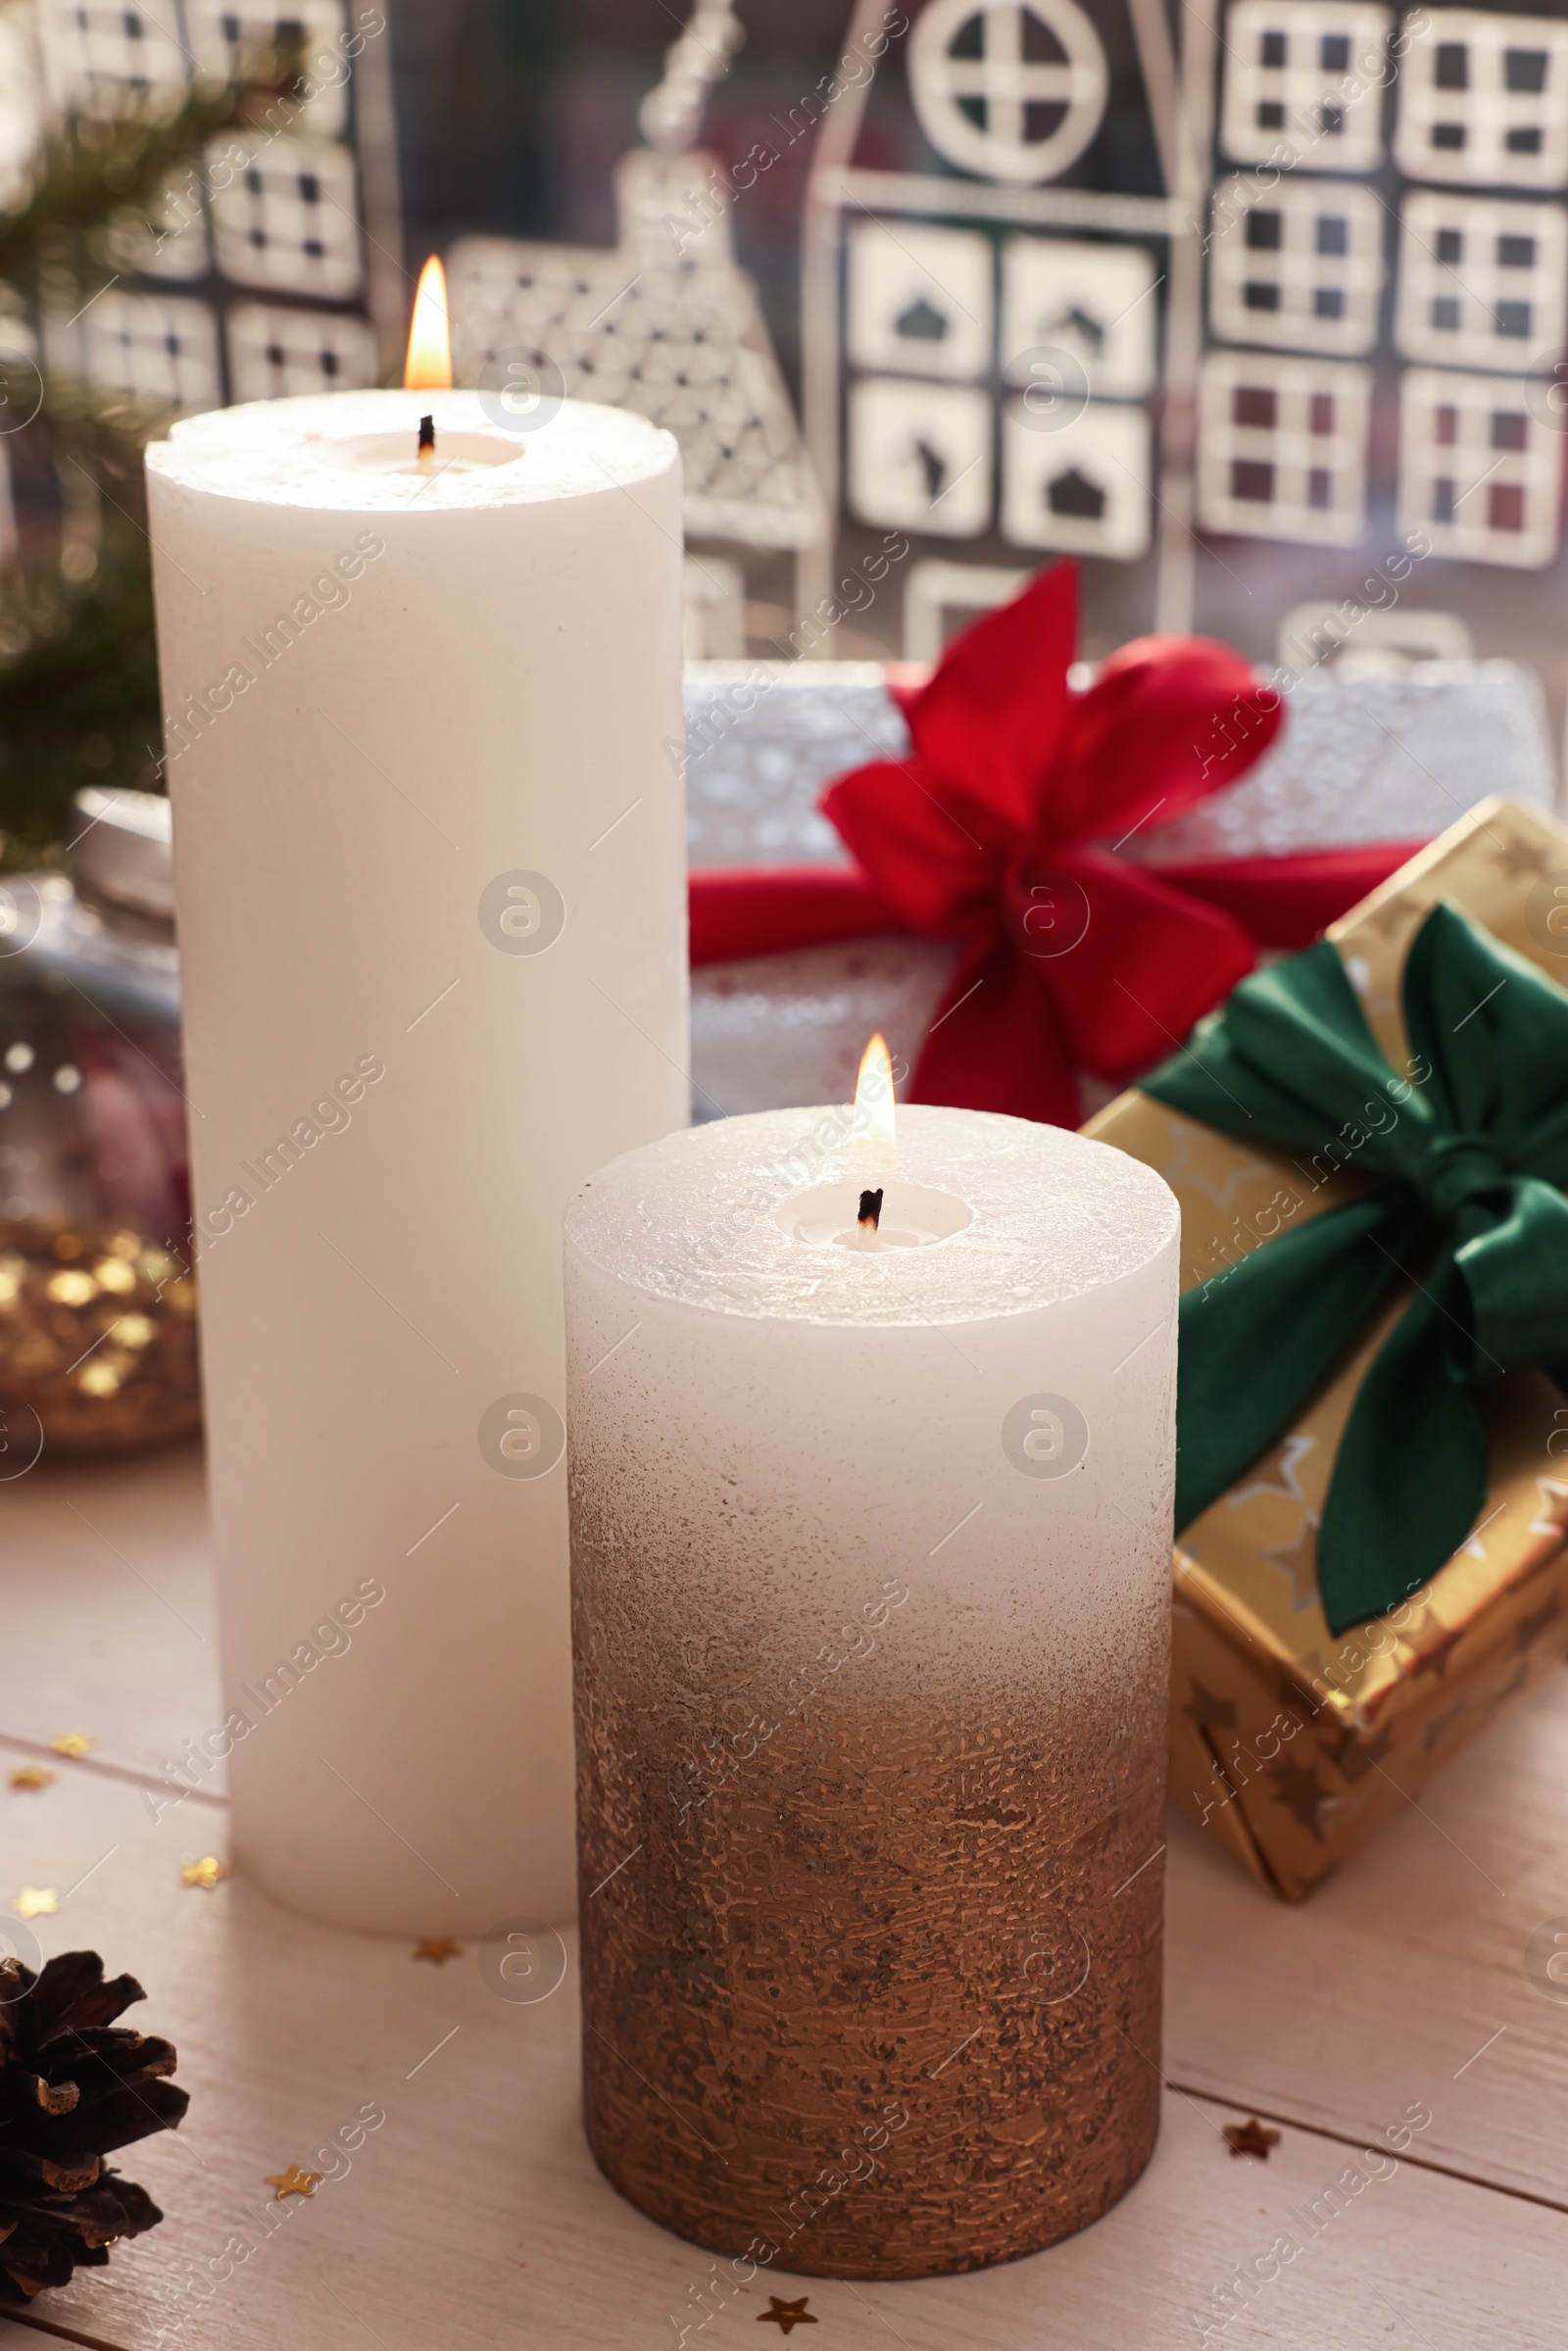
684, 660, 1558, 1121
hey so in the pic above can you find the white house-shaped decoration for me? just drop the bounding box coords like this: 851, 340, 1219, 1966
1396, 191, 1568, 368
1002, 399, 1152, 556
1393, 9, 1568, 191
225, 301, 380, 402
1208, 174, 1384, 355
1001, 237, 1157, 396
35, 0, 189, 107
81, 287, 220, 414
806, 0, 1568, 638
207, 138, 365, 304
449, 148, 823, 566
908, 0, 1110, 185
804, 0, 1181, 619
1200, 0, 1568, 573
15, 0, 397, 418
1219, 0, 1394, 172
1199, 351, 1372, 546
849, 376, 993, 536
848, 219, 995, 380
1397, 367, 1564, 566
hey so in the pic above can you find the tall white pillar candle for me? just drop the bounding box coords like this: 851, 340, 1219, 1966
564, 1100, 1178, 2276
146, 391, 686, 1935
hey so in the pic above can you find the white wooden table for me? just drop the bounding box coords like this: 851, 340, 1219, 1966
2, 1445, 1564, 2349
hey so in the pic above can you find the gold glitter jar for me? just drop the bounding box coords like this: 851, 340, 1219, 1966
0, 791, 199, 1455
565, 1102, 1178, 2279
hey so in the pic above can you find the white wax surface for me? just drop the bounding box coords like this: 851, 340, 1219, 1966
571, 1104, 1176, 1322
147, 392, 688, 1935
150, 389, 670, 512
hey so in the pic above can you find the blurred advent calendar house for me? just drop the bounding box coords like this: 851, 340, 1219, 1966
800, 0, 1568, 727
446, 155, 824, 643
0, 2, 403, 412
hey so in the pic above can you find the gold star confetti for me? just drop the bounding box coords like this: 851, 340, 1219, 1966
180, 1857, 231, 1891
413, 1936, 462, 1964
51, 1731, 93, 1759
758, 2297, 817, 2335
13, 1887, 58, 1920
265, 2166, 323, 2200
1224, 2116, 1281, 2160
8, 1767, 54, 1791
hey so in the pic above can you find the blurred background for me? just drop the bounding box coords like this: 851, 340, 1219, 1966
3, 0, 1568, 1459
7, 0, 1568, 815
393, 2, 846, 394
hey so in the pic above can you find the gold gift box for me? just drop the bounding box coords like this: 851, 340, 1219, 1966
1086, 797, 1568, 1899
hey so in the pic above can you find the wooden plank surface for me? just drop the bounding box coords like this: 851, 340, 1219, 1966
0, 1755, 1561, 2351
0, 1445, 219, 1787
2, 1447, 1565, 2347
1165, 1667, 1568, 2212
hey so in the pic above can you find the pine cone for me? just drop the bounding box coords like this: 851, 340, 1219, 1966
0, 1949, 187, 2302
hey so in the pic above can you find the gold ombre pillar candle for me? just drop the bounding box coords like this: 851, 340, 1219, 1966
145, 269, 686, 1935
564, 1047, 1178, 2278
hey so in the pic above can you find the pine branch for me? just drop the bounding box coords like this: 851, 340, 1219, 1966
0, 40, 311, 859
0, 533, 156, 719
35, 375, 173, 473
0, 520, 161, 862
0, 45, 308, 288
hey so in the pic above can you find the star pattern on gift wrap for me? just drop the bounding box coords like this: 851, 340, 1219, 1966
50, 1731, 93, 1759
1489, 830, 1550, 882
1320, 1721, 1397, 1786
7, 1767, 54, 1791
1513, 1592, 1562, 1657
757, 2297, 817, 2334
265, 2166, 322, 2200
1268, 1754, 1332, 1838
180, 1857, 231, 1891
1421, 1696, 1470, 1753
1258, 1511, 1324, 1615
11, 1886, 58, 1919
1528, 1479, 1568, 1543
1227, 1434, 1317, 1516
1485, 1654, 1532, 1714
1223, 2116, 1281, 2159
1183, 1677, 1239, 1733
413, 1937, 462, 1965
1156, 1114, 1282, 1216
1364, 892, 1426, 941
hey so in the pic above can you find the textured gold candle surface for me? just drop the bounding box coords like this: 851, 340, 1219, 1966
574, 1548, 1165, 2278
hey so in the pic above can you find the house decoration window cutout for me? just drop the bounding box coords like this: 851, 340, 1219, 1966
1393, 8, 1568, 191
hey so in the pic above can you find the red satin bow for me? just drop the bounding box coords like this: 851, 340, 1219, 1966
817, 563, 1285, 1126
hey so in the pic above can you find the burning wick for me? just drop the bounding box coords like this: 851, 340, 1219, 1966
405, 253, 450, 475
785, 1031, 973, 1252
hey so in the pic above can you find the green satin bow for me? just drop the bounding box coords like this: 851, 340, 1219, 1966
1141, 903, 1568, 1635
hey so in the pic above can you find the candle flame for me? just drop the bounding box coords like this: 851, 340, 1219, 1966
849, 1032, 898, 1177
404, 255, 452, 391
